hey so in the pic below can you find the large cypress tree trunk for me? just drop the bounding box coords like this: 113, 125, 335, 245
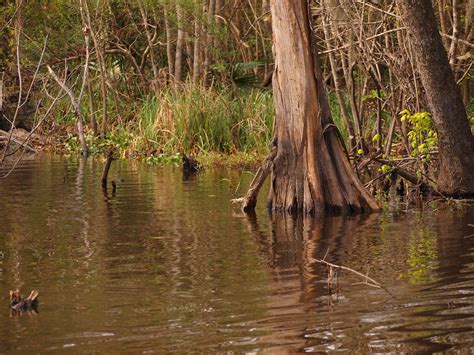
268, 1, 379, 214
398, 0, 474, 196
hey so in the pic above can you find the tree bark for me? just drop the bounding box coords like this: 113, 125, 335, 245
174, 4, 185, 83
86, 77, 98, 136
164, 7, 175, 80
448, 0, 460, 67
192, 8, 203, 84
203, 0, 215, 86
138, 1, 159, 93
81, 0, 108, 134
267, 0, 379, 214
398, 0, 474, 196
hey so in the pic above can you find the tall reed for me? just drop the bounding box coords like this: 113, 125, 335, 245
133, 86, 274, 157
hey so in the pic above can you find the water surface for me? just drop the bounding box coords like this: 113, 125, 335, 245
0, 155, 473, 353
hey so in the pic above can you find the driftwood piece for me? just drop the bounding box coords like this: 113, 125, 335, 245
231, 146, 277, 212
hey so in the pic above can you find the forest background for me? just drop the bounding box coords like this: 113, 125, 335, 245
0, 0, 473, 194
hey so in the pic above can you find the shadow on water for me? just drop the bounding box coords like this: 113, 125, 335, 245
0, 155, 472, 353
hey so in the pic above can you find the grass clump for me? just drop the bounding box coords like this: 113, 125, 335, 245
56, 85, 274, 167
132, 86, 274, 163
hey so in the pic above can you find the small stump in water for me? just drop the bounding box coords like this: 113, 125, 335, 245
9, 289, 39, 315
182, 154, 202, 177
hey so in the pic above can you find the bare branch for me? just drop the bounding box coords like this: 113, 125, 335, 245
47, 65, 88, 156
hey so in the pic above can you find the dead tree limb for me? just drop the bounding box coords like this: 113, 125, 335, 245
375, 157, 433, 192
315, 258, 381, 289
231, 143, 277, 212
0, 131, 36, 153
316, 254, 397, 298
101, 150, 114, 189
47, 65, 88, 156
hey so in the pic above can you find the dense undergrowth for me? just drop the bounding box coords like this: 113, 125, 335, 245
44, 83, 365, 168
48, 86, 275, 167
43, 82, 473, 178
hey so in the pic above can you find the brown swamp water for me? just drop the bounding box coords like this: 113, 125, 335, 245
0, 155, 473, 353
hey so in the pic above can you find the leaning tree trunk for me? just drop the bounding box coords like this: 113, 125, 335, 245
267, 1, 379, 214
398, 0, 474, 196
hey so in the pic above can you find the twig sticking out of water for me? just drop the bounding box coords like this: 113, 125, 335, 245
316, 250, 382, 289
101, 151, 114, 189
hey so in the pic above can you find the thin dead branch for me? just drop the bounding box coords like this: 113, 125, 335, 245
231, 143, 276, 212
47, 65, 88, 156
315, 257, 382, 289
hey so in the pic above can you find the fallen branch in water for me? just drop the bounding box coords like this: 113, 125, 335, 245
374, 157, 434, 193
231, 143, 276, 212
316, 250, 382, 290
316, 258, 381, 289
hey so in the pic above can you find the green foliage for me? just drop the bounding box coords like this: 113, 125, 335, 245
21, 1, 82, 65
327, 92, 348, 141
362, 89, 385, 101
372, 133, 381, 143
64, 129, 133, 158
379, 164, 394, 175
230, 62, 265, 88
0, 2, 16, 71
400, 109, 437, 162
378, 164, 395, 182
212, 61, 265, 88
64, 134, 79, 154
144, 152, 182, 166
374, 189, 390, 209
467, 96, 474, 117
